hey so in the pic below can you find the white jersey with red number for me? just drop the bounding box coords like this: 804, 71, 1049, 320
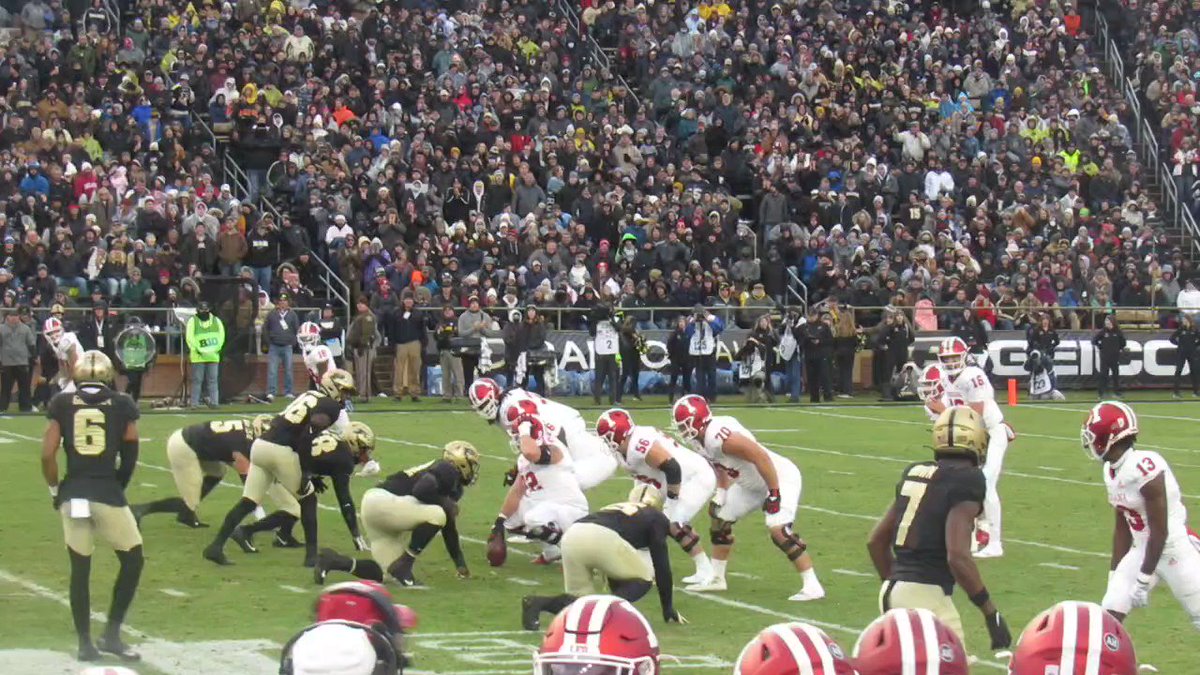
689, 415, 792, 491
622, 425, 712, 490
1105, 449, 1190, 545
515, 450, 587, 512
946, 365, 1003, 427
303, 344, 335, 382
53, 332, 84, 390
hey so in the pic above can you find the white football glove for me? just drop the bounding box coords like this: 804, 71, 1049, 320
356, 459, 381, 477
1130, 573, 1153, 608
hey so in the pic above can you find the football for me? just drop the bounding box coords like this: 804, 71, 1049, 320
486, 533, 507, 567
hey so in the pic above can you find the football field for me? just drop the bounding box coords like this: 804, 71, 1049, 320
2, 395, 1198, 673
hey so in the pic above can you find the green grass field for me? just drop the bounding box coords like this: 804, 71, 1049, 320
1, 394, 1198, 674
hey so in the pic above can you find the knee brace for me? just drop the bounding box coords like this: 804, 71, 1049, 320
771, 524, 807, 561
670, 523, 700, 553
709, 519, 735, 547
525, 523, 563, 545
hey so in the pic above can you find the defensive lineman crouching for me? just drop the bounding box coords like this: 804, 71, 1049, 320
520, 485, 686, 631
313, 441, 481, 587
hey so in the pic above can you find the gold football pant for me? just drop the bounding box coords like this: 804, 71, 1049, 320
360, 488, 447, 569
243, 439, 304, 505
61, 502, 142, 555
561, 523, 653, 596
879, 579, 965, 645
169, 430, 301, 517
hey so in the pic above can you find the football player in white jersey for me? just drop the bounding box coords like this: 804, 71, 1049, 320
596, 408, 717, 583
671, 395, 825, 601
45, 317, 84, 393
930, 337, 1013, 558
1083, 401, 1200, 630
469, 377, 617, 490
299, 321, 336, 386
489, 408, 589, 564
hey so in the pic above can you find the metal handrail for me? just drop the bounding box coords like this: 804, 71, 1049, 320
785, 268, 808, 309
553, 0, 641, 110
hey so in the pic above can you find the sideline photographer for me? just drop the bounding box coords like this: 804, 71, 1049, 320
778, 307, 807, 403
590, 298, 620, 404
685, 303, 724, 401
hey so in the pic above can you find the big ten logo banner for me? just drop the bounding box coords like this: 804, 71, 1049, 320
912, 331, 1185, 385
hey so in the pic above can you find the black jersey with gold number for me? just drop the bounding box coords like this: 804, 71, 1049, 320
580, 502, 671, 550
306, 431, 357, 478
262, 391, 343, 449
182, 420, 253, 463
890, 461, 987, 589
47, 384, 140, 506
377, 460, 465, 504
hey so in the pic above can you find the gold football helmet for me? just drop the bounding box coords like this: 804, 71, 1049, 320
347, 421, 376, 457
250, 414, 274, 438
933, 405, 989, 463
443, 441, 481, 485
628, 483, 664, 511
319, 368, 357, 399
75, 350, 115, 384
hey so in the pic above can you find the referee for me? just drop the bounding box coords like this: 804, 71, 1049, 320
520, 485, 685, 630
866, 406, 1012, 652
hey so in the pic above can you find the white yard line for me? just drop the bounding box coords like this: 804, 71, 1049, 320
279, 585, 309, 594
1038, 562, 1081, 571
832, 568, 875, 578
1037, 466, 1065, 472
378, 436, 510, 462
680, 590, 1007, 671
140, 482, 159, 487
827, 470, 857, 476
727, 572, 761, 580
159, 588, 190, 598
1034, 404, 1200, 423
0, 568, 150, 639
505, 577, 540, 587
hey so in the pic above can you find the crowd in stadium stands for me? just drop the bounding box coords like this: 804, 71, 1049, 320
1111, 0, 1200, 216
0, 0, 1197, 352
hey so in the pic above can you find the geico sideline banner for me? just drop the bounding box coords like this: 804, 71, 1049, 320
912, 330, 1190, 388
468, 329, 1189, 387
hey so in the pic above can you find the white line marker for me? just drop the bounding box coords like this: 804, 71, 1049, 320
1037, 466, 1065, 472
833, 568, 874, 578
1039, 562, 1081, 571
827, 470, 857, 476
378, 436, 510, 462
680, 590, 1007, 671
279, 585, 308, 594
159, 588, 189, 598
752, 428, 804, 433
139, 482, 158, 487
0, 569, 149, 639
506, 577, 540, 587
728, 572, 761, 580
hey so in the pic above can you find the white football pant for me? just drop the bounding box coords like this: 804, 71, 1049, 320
1103, 536, 1200, 629
980, 424, 1008, 543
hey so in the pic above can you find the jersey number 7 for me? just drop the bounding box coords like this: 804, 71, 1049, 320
894, 479, 929, 546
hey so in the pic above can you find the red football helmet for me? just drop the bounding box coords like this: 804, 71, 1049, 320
1008, 601, 1138, 675
43, 317, 64, 345
1081, 401, 1139, 461
936, 337, 969, 376
535, 594, 659, 674
672, 394, 711, 441
314, 581, 416, 635
735, 622, 858, 675
298, 321, 321, 347
919, 363, 946, 402
596, 408, 635, 453
853, 609, 968, 675
469, 377, 502, 419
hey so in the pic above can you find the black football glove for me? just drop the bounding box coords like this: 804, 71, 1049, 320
309, 476, 328, 494
663, 608, 688, 624
985, 610, 1012, 650
763, 489, 782, 515
503, 465, 519, 487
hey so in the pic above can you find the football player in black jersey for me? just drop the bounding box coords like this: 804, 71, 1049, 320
520, 484, 685, 631
232, 421, 375, 555
41, 350, 144, 662
867, 405, 1012, 653
313, 441, 481, 587
204, 369, 355, 567
130, 415, 300, 529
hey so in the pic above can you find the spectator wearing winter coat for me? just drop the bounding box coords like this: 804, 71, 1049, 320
388, 294, 427, 401
456, 295, 490, 383
665, 315, 692, 399
264, 294, 299, 399
1092, 315, 1127, 398
1170, 314, 1200, 397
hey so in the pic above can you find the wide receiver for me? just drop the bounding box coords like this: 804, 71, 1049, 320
1008, 601, 1139, 674
520, 484, 685, 630
469, 377, 617, 490
672, 394, 824, 601
488, 409, 588, 565
131, 415, 301, 531
314, 441, 480, 587
929, 336, 1013, 558
204, 369, 356, 566
41, 351, 143, 661
1082, 400, 1200, 630
45, 316, 84, 394
866, 406, 1012, 652
596, 408, 716, 582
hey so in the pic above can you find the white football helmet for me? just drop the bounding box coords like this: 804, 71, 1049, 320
298, 321, 321, 347
43, 317, 64, 345
936, 336, 969, 377
469, 378, 502, 419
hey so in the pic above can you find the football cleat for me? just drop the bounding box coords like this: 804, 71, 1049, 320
681, 571, 708, 585
77, 642, 101, 661
788, 587, 827, 602
274, 533, 304, 548
685, 577, 727, 592
974, 543, 1004, 559
312, 548, 335, 586
231, 526, 258, 554
532, 553, 561, 566
176, 509, 207, 529
521, 596, 545, 631
96, 635, 141, 662
203, 545, 232, 566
